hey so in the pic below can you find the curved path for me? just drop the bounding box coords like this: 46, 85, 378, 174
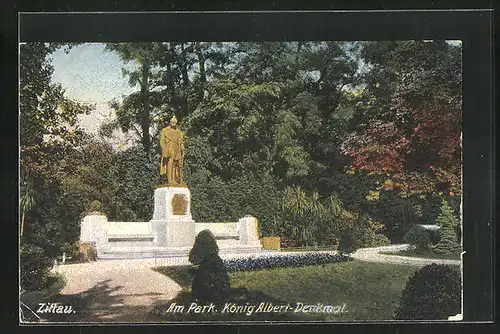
351, 244, 462, 267
51, 259, 181, 323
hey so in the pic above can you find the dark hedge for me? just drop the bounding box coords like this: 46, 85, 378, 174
394, 263, 461, 320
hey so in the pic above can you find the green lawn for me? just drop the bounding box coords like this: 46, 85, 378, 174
379, 250, 461, 261
153, 260, 418, 321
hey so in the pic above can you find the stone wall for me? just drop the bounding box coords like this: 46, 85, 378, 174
80, 214, 108, 246
80, 215, 261, 251
107, 221, 152, 235
195, 223, 239, 238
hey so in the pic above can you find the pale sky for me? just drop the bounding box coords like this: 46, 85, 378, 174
51, 43, 136, 103
50, 43, 138, 148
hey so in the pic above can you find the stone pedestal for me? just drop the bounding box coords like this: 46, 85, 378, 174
150, 219, 196, 247
150, 186, 196, 247
237, 215, 261, 248
153, 186, 192, 220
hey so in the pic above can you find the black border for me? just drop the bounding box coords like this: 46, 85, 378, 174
18, 11, 491, 42
6, 8, 495, 333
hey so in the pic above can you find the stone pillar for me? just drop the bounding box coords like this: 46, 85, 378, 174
238, 215, 261, 248
150, 186, 196, 247
80, 214, 108, 247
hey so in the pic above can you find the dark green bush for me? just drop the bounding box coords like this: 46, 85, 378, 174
191, 254, 230, 303
186, 170, 280, 235
337, 222, 388, 254
358, 230, 390, 248
394, 263, 461, 320
404, 225, 431, 253
338, 228, 356, 254
188, 230, 220, 265
188, 229, 230, 303
428, 228, 440, 245
20, 243, 54, 291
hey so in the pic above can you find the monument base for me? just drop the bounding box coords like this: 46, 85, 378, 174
153, 186, 193, 220
150, 219, 196, 247
79, 189, 263, 258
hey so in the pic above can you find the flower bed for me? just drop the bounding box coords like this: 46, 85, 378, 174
223, 252, 352, 272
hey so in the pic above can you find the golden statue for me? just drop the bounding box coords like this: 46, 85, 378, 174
160, 115, 185, 186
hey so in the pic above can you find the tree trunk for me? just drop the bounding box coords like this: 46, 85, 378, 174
195, 42, 207, 102
179, 43, 190, 119
167, 43, 175, 105
141, 60, 151, 159
20, 213, 25, 238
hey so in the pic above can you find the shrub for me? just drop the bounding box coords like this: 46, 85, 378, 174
71, 241, 97, 262
336, 212, 388, 252
338, 228, 356, 254
404, 225, 431, 253
89, 200, 103, 213
188, 230, 220, 265
394, 263, 461, 320
427, 228, 440, 245
356, 226, 390, 248
188, 229, 230, 303
363, 232, 390, 247
191, 254, 230, 303
223, 252, 351, 272
186, 169, 280, 233
20, 243, 54, 291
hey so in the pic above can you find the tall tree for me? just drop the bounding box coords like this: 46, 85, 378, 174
341, 41, 462, 199
106, 43, 162, 160
107, 42, 231, 160
155, 42, 230, 119
184, 42, 359, 188
20, 42, 92, 242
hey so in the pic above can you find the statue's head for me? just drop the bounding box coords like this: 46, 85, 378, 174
170, 115, 178, 127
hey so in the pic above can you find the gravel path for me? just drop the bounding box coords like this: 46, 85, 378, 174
351, 244, 462, 267
52, 259, 182, 323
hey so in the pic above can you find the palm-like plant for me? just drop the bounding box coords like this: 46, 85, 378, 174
282, 186, 324, 247
20, 178, 35, 239
289, 216, 316, 247
282, 185, 310, 216
327, 192, 343, 217
309, 191, 326, 218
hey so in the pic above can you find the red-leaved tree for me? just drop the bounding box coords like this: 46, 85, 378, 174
342, 41, 462, 199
